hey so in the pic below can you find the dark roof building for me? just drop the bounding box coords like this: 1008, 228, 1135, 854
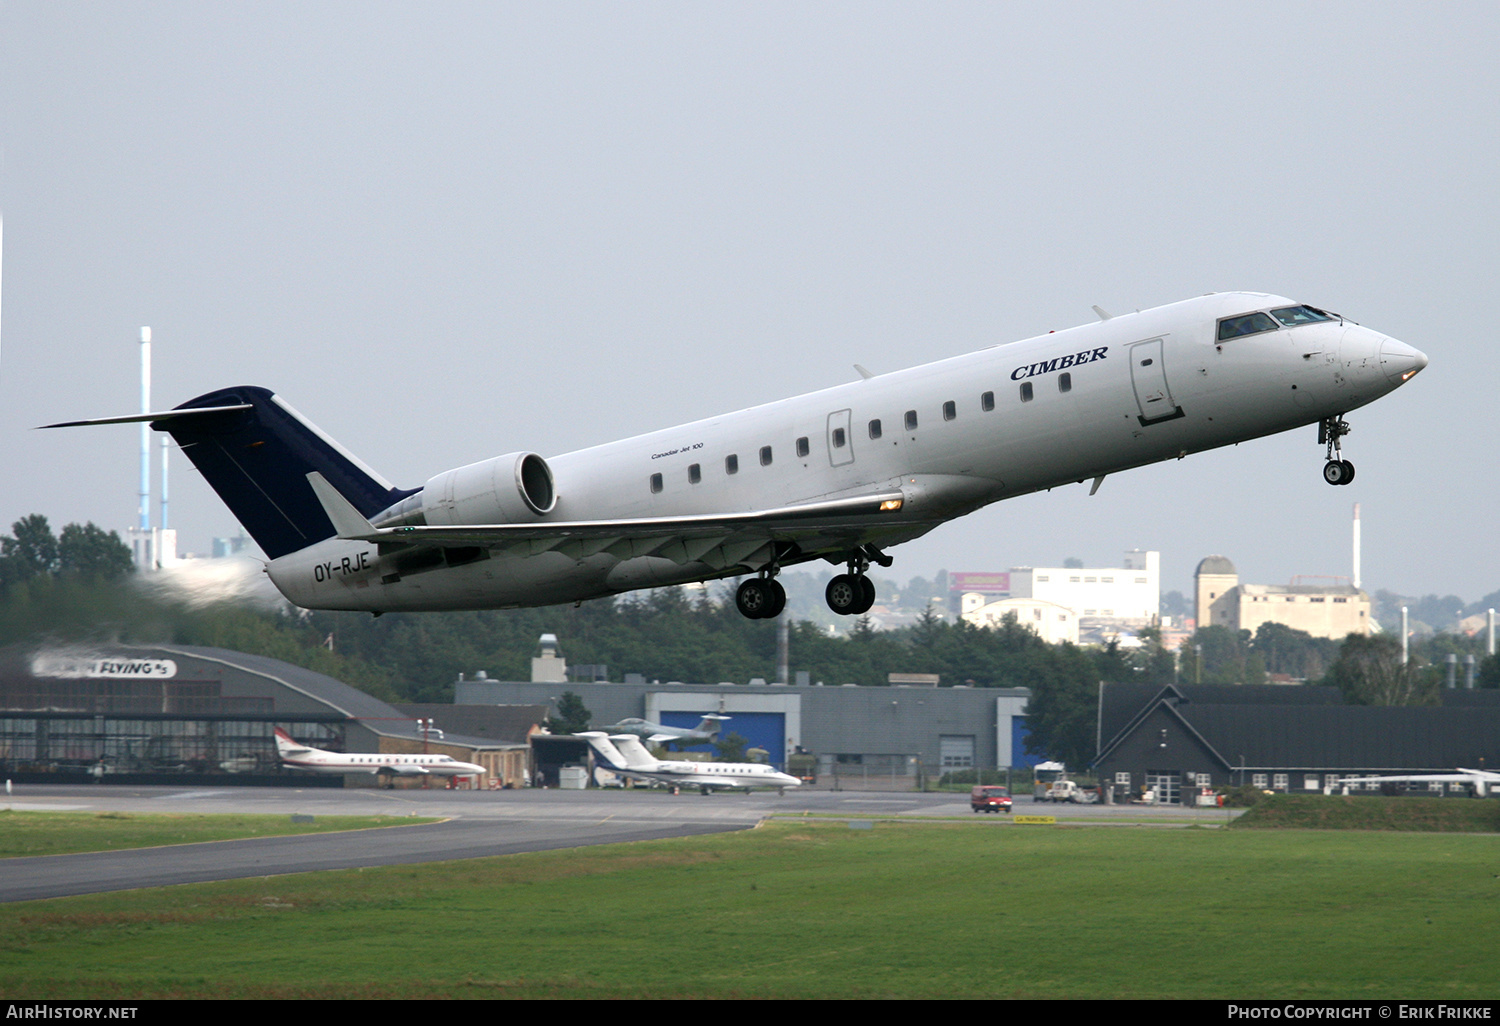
1096, 683, 1500, 804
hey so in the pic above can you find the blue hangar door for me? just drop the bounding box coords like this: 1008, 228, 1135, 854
658, 711, 788, 769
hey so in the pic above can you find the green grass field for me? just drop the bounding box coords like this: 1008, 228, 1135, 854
2, 818, 1496, 999
0, 809, 435, 858
1234, 793, 1500, 832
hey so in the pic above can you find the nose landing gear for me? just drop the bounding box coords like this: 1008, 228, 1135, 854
1319, 415, 1355, 486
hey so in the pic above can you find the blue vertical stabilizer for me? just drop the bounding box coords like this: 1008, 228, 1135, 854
155, 386, 416, 560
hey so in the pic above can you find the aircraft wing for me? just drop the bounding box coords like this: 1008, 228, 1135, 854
308, 472, 907, 570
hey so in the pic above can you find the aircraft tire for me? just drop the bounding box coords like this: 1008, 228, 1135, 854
1323, 460, 1354, 486
825, 574, 862, 615
735, 579, 773, 619
853, 576, 877, 614
763, 579, 787, 618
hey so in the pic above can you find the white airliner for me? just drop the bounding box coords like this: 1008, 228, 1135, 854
273, 727, 486, 784
576, 731, 800, 795
46, 292, 1426, 619
1338, 769, 1500, 798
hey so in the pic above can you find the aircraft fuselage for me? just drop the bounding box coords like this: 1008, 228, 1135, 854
265, 292, 1423, 612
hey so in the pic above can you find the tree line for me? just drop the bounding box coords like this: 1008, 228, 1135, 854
1, 513, 1495, 769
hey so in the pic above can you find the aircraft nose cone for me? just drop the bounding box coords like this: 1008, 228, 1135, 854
1379, 338, 1428, 384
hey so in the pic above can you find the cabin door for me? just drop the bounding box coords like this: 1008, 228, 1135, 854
1128, 337, 1184, 425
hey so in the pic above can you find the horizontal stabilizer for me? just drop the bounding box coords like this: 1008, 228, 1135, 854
39, 404, 252, 429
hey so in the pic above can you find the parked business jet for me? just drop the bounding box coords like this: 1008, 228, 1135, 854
599, 714, 729, 747
576, 731, 800, 795
46, 292, 1425, 619
273, 727, 485, 785
1338, 768, 1500, 797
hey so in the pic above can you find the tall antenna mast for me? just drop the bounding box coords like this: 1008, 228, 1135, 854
138, 327, 151, 533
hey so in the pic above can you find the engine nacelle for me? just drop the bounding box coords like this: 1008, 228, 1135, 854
422, 451, 556, 526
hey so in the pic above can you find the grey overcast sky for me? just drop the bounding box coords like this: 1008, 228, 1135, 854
1, 2, 1495, 603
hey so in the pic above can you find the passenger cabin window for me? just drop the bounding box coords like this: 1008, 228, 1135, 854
650, 473, 663, 494
1270, 305, 1334, 327
868, 419, 882, 440
832, 427, 847, 448
1058, 372, 1072, 393
942, 400, 956, 421
688, 463, 701, 484
796, 436, 810, 458
725, 454, 739, 475
1020, 381, 1034, 402
981, 391, 994, 412
760, 445, 773, 466
1216, 311, 1279, 341
905, 410, 918, 431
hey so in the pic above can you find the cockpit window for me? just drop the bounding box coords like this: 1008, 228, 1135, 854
1269, 305, 1333, 327
1217, 312, 1279, 341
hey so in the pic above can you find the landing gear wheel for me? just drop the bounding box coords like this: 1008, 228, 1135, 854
735, 578, 769, 618
854, 575, 877, 615
736, 578, 781, 619
1322, 459, 1355, 486
762, 579, 787, 618
825, 574, 862, 615
1319, 416, 1355, 486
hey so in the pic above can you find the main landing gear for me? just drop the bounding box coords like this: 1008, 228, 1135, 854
735, 575, 787, 620
1319, 415, 1356, 486
824, 546, 890, 616
826, 573, 876, 616
735, 545, 892, 619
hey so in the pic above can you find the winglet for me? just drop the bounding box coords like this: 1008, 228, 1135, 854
1092, 305, 1113, 321
854, 364, 874, 380
307, 471, 378, 539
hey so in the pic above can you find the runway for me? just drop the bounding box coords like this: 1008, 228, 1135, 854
0, 784, 1235, 902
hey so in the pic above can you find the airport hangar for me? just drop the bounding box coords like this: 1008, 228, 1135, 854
0, 643, 539, 787
452, 676, 1037, 786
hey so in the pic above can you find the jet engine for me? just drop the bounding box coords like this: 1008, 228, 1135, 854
422, 451, 556, 525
